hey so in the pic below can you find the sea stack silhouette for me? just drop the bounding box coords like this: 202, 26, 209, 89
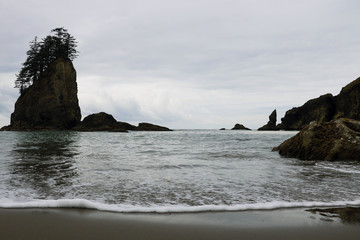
258, 109, 277, 131
2, 58, 81, 131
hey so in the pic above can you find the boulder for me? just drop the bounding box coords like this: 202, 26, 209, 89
273, 118, 360, 161
231, 123, 251, 130
258, 109, 278, 130
73, 112, 128, 132
2, 58, 81, 130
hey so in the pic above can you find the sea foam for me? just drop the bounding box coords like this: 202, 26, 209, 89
1, 199, 360, 213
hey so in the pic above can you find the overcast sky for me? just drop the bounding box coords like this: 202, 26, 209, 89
1, 0, 360, 129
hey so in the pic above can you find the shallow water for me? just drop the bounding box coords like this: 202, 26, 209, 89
1, 130, 360, 212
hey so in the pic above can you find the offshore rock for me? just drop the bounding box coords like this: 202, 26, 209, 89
73, 112, 128, 132
3, 58, 81, 130
273, 118, 360, 161
117, 121, 138, 131
258, 109, 277, 131
136, 122, 173, 131
73, 112, 172, 132
277, 77, 360, 130
231, 123, 251, 130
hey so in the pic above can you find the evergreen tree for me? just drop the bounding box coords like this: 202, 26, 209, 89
15, 27, 79, 94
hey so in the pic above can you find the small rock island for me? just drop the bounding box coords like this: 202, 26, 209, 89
73, 112, 172, 132
231, 123, 251, 130
2, 58, 81, 131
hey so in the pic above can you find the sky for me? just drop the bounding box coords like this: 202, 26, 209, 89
1, 0, 360, 129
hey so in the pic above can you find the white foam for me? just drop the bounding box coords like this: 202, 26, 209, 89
1, 198, 360, 213
319, 165, 360, 174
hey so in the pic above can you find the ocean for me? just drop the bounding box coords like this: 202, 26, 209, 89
1, 130, 360, 213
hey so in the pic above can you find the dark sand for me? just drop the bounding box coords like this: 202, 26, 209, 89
1, 207, 360, 240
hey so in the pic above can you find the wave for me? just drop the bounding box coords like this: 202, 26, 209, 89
320, 166, 360, 174
316, 163, 360, 174
1, 199, 360, 213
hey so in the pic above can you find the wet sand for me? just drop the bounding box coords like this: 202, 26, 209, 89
1, 207, 360, 240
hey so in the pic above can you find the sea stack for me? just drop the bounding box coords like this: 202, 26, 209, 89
231, 123, 251, 130
258, 109, 277, 131
3, 58, 81, 130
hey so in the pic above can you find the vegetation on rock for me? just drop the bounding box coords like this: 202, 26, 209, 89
5, 58, 81, 130
15, 27, 78, 94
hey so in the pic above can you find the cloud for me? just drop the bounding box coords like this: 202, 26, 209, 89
1, 0, 360, 129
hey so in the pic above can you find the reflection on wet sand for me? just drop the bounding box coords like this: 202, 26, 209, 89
307, 207, 360, 225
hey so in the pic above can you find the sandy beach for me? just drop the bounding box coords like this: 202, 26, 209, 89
1, 207, 360, 240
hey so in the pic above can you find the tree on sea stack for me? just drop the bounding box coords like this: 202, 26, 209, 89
15, 27, 79, 94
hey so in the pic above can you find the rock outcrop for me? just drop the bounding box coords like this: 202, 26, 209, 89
277, 77, 360, 130
2, 58, 81, 130
333, 77, 360, 120
73, 112, 172, 132
258, 109, 277, 130
231, 123, 251, 130
277, 94, 335, 130
273, 118, 360, 161
136, 122, 173, 131
72, 112, 128, 132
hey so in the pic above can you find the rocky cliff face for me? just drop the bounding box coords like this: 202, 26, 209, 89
4, 58, 81, 130
334, 77, 360, 120
277, 77, 360, 130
